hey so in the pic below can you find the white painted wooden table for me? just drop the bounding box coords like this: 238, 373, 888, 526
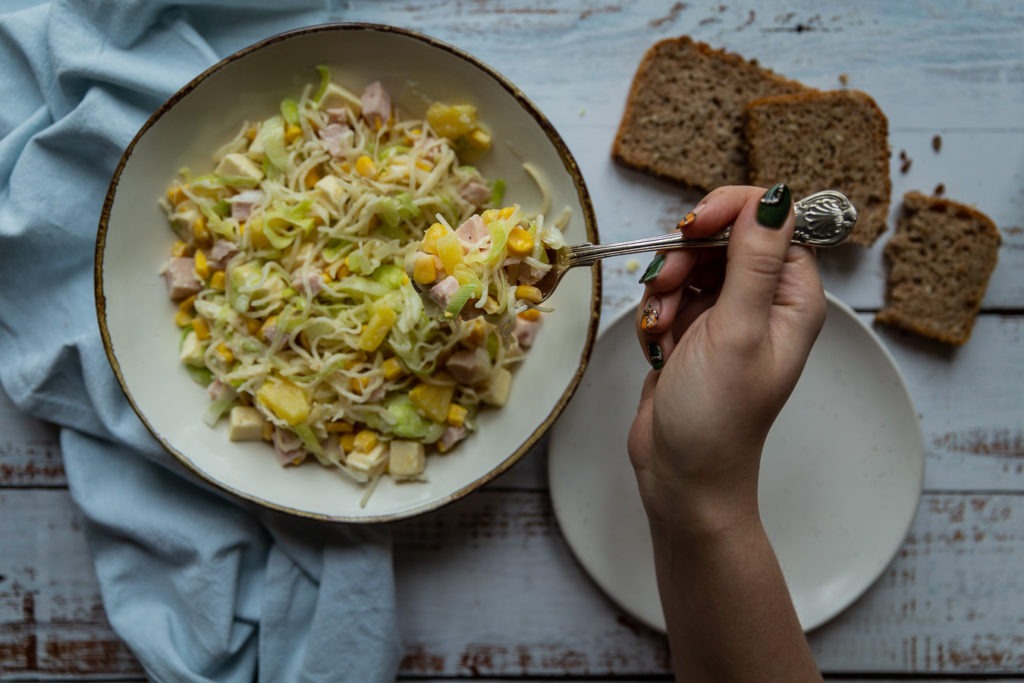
2, 1, 1022, 679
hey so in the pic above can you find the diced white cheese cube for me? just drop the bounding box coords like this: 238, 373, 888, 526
314, 174, 348, 205
388, 440, 425, 479
228, 406, 266, 442
483, 367, 513, 407
345, 443, 387, 481
215, 152, 264, 184
179, 330, 206, 367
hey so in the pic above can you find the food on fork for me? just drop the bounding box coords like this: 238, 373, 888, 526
875, 191, 1001, 345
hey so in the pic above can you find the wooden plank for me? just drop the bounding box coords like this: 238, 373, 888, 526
392, 490, 1024, 677
1, 484, 1023, 677
0, 491, 142, 678
0, 387, 63, 487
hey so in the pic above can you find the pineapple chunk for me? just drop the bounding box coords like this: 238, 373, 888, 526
228, 406, 266, 441
388, 440, 425, 479
483, 367, 513, 407
426, 103, 478, 140
358, 302, 398, 352
435, 232, 464, 274
409, 381, 455, 423
256, 377, 310, 425
179, 330, 206, 367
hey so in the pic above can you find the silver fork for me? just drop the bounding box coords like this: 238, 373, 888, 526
533, 190, 857, 303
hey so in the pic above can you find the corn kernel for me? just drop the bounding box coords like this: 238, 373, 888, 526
436, 233, 464, 274
285, 124, 303, 144
483, 297, 500, 314
167, 185, 188, 205
171, 240, 190, 257
194, 249, 209, 279
246, 317, 261, 335
192, 316, 211, 341
340, 433, 357, 453
421, 222, 449, 255
355, 155, 376, 177
465, 319, 487, 346
349, 375, 372, 393
381, 357, 404, 381
178, 294, 196, 313
210, 270, 226, 290
354, 429, 379, 453
414, 159, 433, 172
215, 342, 234, 364
326, 420, 354, 434
447, 403, 468, 427
174, 310, 192, 327
412, 252, 437, 285
245, 125, 258, 142
304, 165, 320, 189
506, 226, 533, 257
515, 285, 543, 304
499, 206, 516, 220
192, 216, 210, 244
480, 209, 499, 224
518, 308, 542, 322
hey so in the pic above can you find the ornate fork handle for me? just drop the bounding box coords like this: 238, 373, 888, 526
563, 190, 857, 269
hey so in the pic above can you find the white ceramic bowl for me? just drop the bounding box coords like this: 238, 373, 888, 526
96, 24, 600, 522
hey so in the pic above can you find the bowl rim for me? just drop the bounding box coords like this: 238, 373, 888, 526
93, 22, 601, 523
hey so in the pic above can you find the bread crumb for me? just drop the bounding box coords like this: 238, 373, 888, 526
932, 134, 942, 152
934, 182, 945, 196
625, 258, 641, 274
899, 149, 913, 174
838, 73, 849, 86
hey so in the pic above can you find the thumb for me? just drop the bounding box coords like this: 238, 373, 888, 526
715, 184, 796, 335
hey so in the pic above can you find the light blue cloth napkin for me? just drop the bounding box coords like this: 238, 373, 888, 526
0, 2, 402, 680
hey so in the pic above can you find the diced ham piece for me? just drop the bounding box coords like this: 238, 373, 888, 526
445, 348, 491, 385
163, 256, 201, 301
208, 239, 239, 269
326, 107, 349, 125
291, 270, 323, 297
360, 81, 391, 127
516, 262, 548, 286
229, 190, 264, 222
455, 214, 488, 250
438, 425, 468, 453
273, 427, 306, 466
513, 315, 542, 349
458, 177, 491, 207
207, 379, 229, 402
428, 275, 460, 309
318, 123, 352, 158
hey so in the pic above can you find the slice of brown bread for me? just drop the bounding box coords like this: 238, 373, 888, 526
612, 36, 809, 192
875, 191, 1001, 345
745, 89, 891, 246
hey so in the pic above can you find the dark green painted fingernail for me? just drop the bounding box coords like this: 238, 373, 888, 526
757, 183, 792, 229
639, 253, 666, 283
646, 341, 664, 370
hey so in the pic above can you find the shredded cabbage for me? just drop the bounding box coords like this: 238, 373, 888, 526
160, 70, 556, 494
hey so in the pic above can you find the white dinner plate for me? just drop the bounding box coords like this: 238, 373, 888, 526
548, 292, 924, 632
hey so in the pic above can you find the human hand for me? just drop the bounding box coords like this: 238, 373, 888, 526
627, 184, 827, 533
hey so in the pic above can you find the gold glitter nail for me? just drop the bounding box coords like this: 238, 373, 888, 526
641, 298, 659, 330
